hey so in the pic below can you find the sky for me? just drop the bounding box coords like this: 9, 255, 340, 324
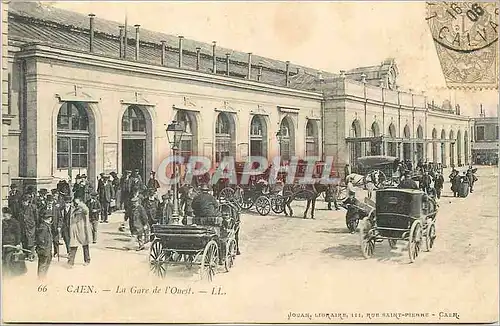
51, 1, 499, 117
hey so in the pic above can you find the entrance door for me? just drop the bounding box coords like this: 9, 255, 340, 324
122, 139, 146, 180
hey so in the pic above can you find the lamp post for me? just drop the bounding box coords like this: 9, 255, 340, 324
166, 120, 185, 225
276, 129, 283, 158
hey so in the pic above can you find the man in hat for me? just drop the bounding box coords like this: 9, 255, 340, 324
119, 170, 132, 211
37, 188, 49, 217
67, 197, 91, 266
466, 166, 478, 193
419, 170, 432, 194
98, 175, 114, 223
45, 193, 61, 258
433, 172, 444, 199
191, 184, 219, 220
398, 171, 419, 190
143, 188, 159, 233
127, 196, 149, 250
57, 195, 73, 256
19, 194, 37, 261
2, 207, 27, 277
110, 172, 120, 211
158, 192, 173, 225
147, 171, 161, 192
130, 170, 144, 198
57, 179, 71, 196
8, 183, 21, 218
35, 212, 53, 279
86, 192, 101, 244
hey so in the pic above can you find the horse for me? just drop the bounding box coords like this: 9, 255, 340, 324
281, 182, 333, 219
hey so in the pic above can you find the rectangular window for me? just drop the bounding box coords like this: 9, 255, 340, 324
476, 126, 485, 141
57, 137, 70, 168
306, 141, 318, 157
215, 138, 231, 163
496, 126, 499, 140
280, 140, 290, 162
179, 139, 192, 162
71, 138, 88, 168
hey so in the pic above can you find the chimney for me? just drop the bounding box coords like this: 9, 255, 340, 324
257, 62, 263, 82
247, 53, 252, 79
160, 40, 166, 66
317, 70, 324, 81
88, 14, 95, 53
118, 25, 124, 58
225, 53, 230, 76
212, 41, 217, 74
195, 47, 201, 70
285, 61, 290, 86
178, 36, 184, 68
361, 73, 367, 83
340, 70, 346, 78
134, 24, 140, 60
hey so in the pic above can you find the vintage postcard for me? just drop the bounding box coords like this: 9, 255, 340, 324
1, 1, 499, 324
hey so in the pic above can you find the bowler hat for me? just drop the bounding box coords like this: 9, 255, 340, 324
39, 188, 48, 194
150, 171, 156, 175
80, 174, 87, 179
64, 195, 72, 202
51, 189, 58, 194
200, 184, 211, 192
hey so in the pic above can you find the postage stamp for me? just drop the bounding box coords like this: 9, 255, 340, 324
426, 2, 499, 89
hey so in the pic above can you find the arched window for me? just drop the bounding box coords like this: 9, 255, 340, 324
215, 113, 234, 163
56, 102, 89, 169
250, 115, 267, 157
279, 117, 294, 161
122, 105, 146, 132
176, 110, 194, 160
305, 120, 318, 157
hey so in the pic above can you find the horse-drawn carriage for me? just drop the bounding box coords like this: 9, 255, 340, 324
359, 188, 438, 263
149, 200, 240, 281
351, 156, 401, 189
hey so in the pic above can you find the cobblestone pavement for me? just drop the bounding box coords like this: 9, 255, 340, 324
3, 167, 498, 323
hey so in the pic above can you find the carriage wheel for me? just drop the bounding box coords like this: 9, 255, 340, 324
224, 238, 237, 272
255, 196, 271, 216
149, 239, 167, 278
388, 239, 398, 249
220, 187, 235, 200
346, 212, 359, 233
424, 222, 436, 252
271, 196, 286, 214
359, 218, 375, 258
233, 187, 244, 208
200, 240, 218, 281
337, 186, 348, 201
408, 220, 422, 263
183, 254, 194, 270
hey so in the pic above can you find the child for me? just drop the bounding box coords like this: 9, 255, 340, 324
35, 213, 53, 279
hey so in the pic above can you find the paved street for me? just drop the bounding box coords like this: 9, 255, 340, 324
3, 167, 498, 323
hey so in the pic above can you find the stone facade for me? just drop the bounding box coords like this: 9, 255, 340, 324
3, 2, 472, 197
472, 116, 499, 165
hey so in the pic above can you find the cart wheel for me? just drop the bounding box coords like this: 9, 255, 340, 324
408, 220, 422, 263
200, 240, 218, 281
271, 196, 286, 214
388, 239, 398, 249
149, 239, 167, 278
359, 218, 375, 258
424, 222, 436, 252
346, 212, 359, 233
239, 191, 254, 210
224, 238, 237, 272
255, 196, 271, 216
183, 254, 194, 270
337, 186, 348, 201
220, 187, 235, 200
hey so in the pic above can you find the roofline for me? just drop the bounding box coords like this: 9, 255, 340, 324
14, 43, 324, 100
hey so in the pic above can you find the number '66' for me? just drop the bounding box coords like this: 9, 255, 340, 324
37, 285, 47, 292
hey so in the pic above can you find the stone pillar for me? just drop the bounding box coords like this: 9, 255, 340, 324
2, 1, 10, 206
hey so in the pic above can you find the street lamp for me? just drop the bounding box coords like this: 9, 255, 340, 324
165, 120, 185, 225
276, 129, 283, 158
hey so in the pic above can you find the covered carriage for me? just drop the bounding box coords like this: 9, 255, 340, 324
359, 188, 438, 263
352, 155, 401, 189
149, 200, 240, 281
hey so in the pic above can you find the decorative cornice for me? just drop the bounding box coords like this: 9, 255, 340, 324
15, 44, 323, 101
120, 91, 155, 107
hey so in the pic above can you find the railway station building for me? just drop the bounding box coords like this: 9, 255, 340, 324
2, 2, 472, 201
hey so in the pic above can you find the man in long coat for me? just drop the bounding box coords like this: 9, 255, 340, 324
433, 172, 444, 199
127, 197, 148, 250
2, 207, 27, 277
99, 175, 114, 223
142, 188, 160, 229
57, 195, 73, 256
67, 197, 92, 266
119, 170, 132, 211
19, 195, 37, 260
35, 213, 53, 279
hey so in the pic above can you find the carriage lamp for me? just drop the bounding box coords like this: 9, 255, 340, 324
165, 120, 185, 225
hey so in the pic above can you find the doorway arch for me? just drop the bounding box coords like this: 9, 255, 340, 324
449, 130, 455, 167
174, 110, 198, 161
305, 119, 319, 157
121, 105, 153, 181
457, 130, 462, 166
403, 124, 411, 161
370, 121, 381, 155
440, 129, 446, 166
464, 130, 469, 165
431, 128, 437, 163
387, 123, 397, 157
416, 125, 424, 162
350, 119, 362, 165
